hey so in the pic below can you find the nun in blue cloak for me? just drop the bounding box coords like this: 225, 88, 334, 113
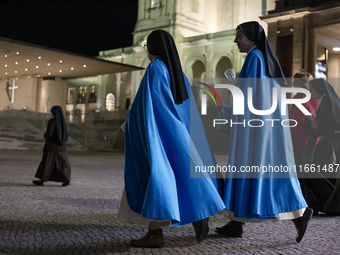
216, 21, 313, 243
116, 30, 225, 248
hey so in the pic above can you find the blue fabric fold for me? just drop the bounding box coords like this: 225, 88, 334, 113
124, 57, 225, 225
221, 49, 307, 220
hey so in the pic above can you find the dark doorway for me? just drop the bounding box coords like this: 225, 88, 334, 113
276, 34, 293, 79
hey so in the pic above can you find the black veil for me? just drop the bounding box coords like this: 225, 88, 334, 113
237, 21, 287, 86
51, 106, 68, 144
147, 30, 188, 104
310, 79, 340, 126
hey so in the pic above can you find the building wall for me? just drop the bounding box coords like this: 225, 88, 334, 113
1, 0, 277, 117
263, 4, 340, 88
0, 76, 67, 114
0, 77, 38, 112
0, 80, 9, 110
36, 78, 67, 113
328, 53, 340, 96
180, 31, 244, 79
70, 0, 275, 114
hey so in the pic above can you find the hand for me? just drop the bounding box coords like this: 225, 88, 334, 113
116, 127, 123, 136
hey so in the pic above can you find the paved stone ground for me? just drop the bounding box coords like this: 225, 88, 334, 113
0, 150, 339, 255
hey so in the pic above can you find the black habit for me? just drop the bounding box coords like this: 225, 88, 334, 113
35, 106, 71, 183
301, 79, 340, 214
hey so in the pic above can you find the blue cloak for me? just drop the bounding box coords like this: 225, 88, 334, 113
220, 49, 307, 220
124, 57, 225, 225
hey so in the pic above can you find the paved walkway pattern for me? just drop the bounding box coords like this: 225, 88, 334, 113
0, 150, 339, 255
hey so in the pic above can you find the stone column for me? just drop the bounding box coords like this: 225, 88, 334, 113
204, 44, 212, 78
292, 15, 305, 74
130, 71, 140, 107
129, 53, 144, 107
115, 73, 122, 110
307, 15, 316, 77
232, 46, 243, 74
99, 75, 107, 111
267, 21, 277, 52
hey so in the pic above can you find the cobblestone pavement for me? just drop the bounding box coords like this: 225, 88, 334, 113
0, 150, 339, 255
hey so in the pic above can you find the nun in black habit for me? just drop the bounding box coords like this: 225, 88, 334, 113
33, 106, 71, 186
304, 79, 340, 214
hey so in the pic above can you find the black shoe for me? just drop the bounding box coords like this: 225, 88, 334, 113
130, 229, 165, 248
32, 180, 44, 186
215, 221, 243, 237
292, 207, 313, 243
192, 217, 209, 243
62, 180, 70, 186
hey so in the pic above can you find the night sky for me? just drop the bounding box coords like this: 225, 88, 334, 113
0, 0, 138, 56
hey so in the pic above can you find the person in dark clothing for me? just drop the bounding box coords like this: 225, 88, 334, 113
289, 70, 319, 167
33, 106, 71, 187
304, 79, 340, 214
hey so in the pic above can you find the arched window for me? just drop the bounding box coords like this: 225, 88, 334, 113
192, 60, 205, 78
106, 93, 115, 111
191, 60, 206, 102
215, 56, 232, 78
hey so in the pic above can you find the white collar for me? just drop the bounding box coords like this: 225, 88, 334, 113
247, 45, 257, 54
